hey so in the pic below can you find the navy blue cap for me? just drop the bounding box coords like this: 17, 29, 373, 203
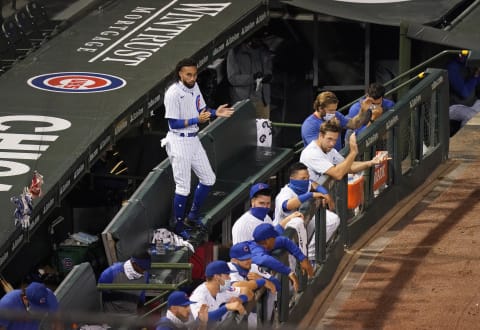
131, 256, 151, 271
167, 291, 196, 308
253, 223, 279, 242
25, 282, 48, 308
250, 183, 271, 199
205, 260, 234, 277
229, 242, 252, 260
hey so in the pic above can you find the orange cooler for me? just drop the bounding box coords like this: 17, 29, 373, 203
348, 175, 364, 209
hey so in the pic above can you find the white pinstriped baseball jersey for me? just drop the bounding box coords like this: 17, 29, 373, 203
163, 80, 216, 195
232, 211, 274, 244
164, 81, 206, 134
189, 282, 241, 321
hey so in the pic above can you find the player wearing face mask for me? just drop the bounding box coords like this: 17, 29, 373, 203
232, 183, 303, 244
189, 261, 253, 324
301, 91, 371, 151
274, 162, 339, 262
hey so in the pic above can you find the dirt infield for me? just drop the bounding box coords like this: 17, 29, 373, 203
301, 117, 480, 329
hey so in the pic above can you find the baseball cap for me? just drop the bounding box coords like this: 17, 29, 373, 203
250, 183, 271, 199
205, 260, 235, 277
25, 282, 48, 308
167, 291, 196, 308
131, 255, 151, 271
253, 223, 279, 242
229, 242, 252, 260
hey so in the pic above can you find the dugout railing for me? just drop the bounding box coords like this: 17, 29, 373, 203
271, 67, 450, 325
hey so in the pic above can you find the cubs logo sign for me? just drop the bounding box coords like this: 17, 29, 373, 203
27, 72, 126, 93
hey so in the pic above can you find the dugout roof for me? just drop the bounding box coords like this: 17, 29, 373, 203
0, 0, 267, 270
283, 0, 480, 54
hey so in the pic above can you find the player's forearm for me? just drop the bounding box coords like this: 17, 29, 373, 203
326, 152, 356, 180
347, 109, 371, 129
350, 160, 373, 173
168, 118, 199, 128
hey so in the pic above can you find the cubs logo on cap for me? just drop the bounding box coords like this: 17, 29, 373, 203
229, 242, 252, 260
249, 183, 271, 199
27, 72, 126, 93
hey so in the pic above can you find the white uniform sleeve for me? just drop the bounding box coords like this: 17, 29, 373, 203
228, 262, 245, 283
274, 186, 292, 225
249, 263, 272, 279
164, 85, 180, 119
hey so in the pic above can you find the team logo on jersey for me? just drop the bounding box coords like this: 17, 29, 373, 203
196, 95, 201, 111
27, 72, 127, 93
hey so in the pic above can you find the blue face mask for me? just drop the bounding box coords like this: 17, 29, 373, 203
289, 179, 310, 195
250, 207, 270, 220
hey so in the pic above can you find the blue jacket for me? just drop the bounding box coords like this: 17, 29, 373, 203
347, 98, 395, 135
447, 58, 480, 106
301, 112, 350, 150
248, 236, 306, 275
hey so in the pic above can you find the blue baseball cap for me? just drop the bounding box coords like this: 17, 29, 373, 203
167, 291, 196, 308
250, 183, 271, 199
230, 242, 252, 260
25, 282, 49, 309
131, 255, 151, 271
253, 223, 279, 242
205, 260, 235, 277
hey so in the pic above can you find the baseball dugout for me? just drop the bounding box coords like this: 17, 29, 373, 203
102, 99, 293, 263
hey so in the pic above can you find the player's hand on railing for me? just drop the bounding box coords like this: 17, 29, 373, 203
300, 258, 314, 278
216, 104, 234, 117
225, 300, 246, 315
288, 271, 299, 292
264, 279, 277, 294
324, 193, 335, 211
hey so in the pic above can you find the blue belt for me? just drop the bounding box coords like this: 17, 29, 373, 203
175, 132, 197, 137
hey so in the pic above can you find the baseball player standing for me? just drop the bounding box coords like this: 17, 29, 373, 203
163, 58, 234, 239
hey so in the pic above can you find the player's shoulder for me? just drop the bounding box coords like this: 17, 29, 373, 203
300, 141, 317, 155
0, 289, 21, 307
302, 113, 317, 126
190, 282, 208, 297
276, 185, 295, 199
236, 210, 251, 222
165, 82, 182, 97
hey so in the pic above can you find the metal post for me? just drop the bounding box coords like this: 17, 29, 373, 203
313, 13, 319, 89
398, 21, 411, 97
364, 22, 371, 87
315, 207, 326, 264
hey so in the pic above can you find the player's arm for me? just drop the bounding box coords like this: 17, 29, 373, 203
346, 101, 372, 129
167, 112, 210, 128
350, 153, 391, 174
277, 211, 303, 228
274, 236, 307, 262
324, 133, 358, 180
232, 279, 262, 291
